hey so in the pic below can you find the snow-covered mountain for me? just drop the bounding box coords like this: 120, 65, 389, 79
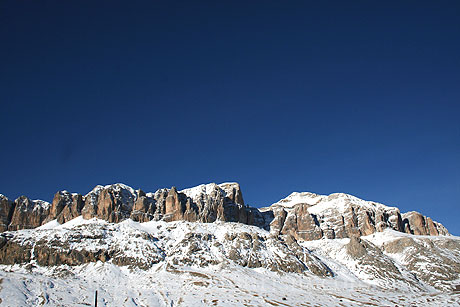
0, 182, 459, 306
265, 190, 449, 241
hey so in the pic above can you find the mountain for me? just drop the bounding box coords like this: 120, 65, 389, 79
0, 182, 449, 238
0, 182, 458, 306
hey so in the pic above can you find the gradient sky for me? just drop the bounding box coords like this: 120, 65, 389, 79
1, 1, 459, 234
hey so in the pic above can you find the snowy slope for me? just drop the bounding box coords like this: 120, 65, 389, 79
0, 217, 459, 306
270, 191, 398, 214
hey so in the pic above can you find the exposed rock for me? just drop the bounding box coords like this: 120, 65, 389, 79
343, 236, 423, 290
0, 195, 15, 232
180, 182, 253, 224
8, 196, 50, 231
130, 190, 156, 223
265, 192, 449, 241
0, 183, 450, 241
0, 234, 32, 264
402, 211, 449, 236
43, 191, 84, 225
280, 204, 323, 241
268, 207, 286, 235
282, 234, 333, 276
346, 236, 370, 258
380, 236, 460, 290
0, 220, 333, 276
164, 187, 186, 222
57, 193, 84, 224
183, 198, 199, 222
81, 184, 136, 223
34, 242, 112, 267
43, 191, 70, 224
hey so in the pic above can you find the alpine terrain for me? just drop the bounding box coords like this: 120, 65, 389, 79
0, 182, 458, 306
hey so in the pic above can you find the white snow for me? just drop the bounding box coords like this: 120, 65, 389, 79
32, 200, 51, 211
1, 260, 457, 306
179, 182, 241, 203
1, 218, 459, 306
180, 183, 220, 200
269, 191, 397, 215
37, 219, 60, 230
270, 192, 323, 208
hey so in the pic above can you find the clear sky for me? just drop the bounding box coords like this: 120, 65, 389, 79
1, 1, 459, 235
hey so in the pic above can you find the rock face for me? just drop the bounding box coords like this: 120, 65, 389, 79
0, 195, 14, 232
401, 211, 448, 236
43, 191, 84, 225
81, 184, 136, 223
0, 182, 262, 232
0, 183, 450, 241
264, 192, 449, 241
386, 237, 460, 290
8, 196, 50, 231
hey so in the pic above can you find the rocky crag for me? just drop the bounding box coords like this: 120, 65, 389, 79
0, 182, 449, 239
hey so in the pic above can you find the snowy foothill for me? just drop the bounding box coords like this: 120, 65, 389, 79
0, 216, 459, 306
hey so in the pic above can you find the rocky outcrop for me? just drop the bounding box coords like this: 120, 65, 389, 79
8, 196, 50, 231
402, 211, 449, 236
164, 187, 186, 222
0, 233, 32, 264
130, 189, 157, 222
57, 193, 84, 224
0, 219, 334, 276
43, 191, 84, 225
367, 233, 460, 291
0, 183, 450, 241
264, 192, 449, 241
0, 195, 15, 232
277, 204, 323, 241
81, 184, 136, 223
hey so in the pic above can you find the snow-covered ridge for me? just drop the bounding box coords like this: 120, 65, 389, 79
0, 182, 450, 239
85, 183, 137, 198
270, 192, 323, 208
269, 191, 397, 214
81, 182, 240, 204
180, 182, 241, 201
31, 199, 51, 211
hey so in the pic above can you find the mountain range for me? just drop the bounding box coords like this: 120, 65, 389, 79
0, 182, 458, 306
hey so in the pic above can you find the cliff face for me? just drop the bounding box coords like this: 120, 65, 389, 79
0, 182, 257, 233
264, 192, 449, 241
0, 183, 450, 240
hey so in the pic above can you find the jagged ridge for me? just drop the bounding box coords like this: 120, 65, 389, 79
0, 182, 449, 240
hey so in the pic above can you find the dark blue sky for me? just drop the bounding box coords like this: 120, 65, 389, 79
1, 1, 459, 234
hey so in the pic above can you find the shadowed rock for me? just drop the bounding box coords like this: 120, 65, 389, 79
0, 195, 15, 232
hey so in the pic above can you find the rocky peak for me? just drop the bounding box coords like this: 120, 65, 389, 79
81, 183, 137, 223
270, 191, 322, 208
264, 191, 449, 240
0, 195, 14, 232
218, 182, 245, 206
8, 196, 50, 231
0, 183, 450, 240
402, 211, 449, 236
